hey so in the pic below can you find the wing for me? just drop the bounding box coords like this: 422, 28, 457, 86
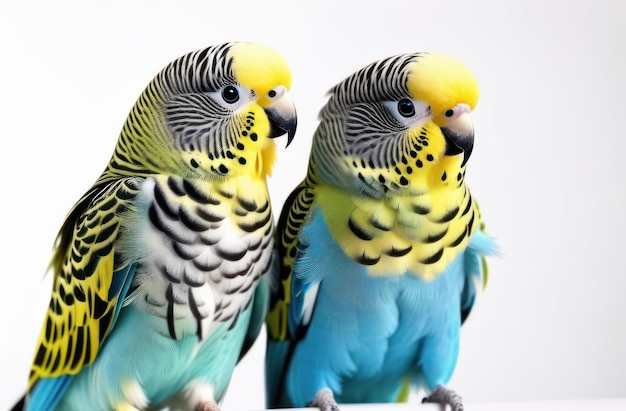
265, 181, 319, 408
266, 182, 320, 341
460, 219, 497, 324
27, 177, 142, 410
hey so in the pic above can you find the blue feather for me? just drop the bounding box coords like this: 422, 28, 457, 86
26, 375, 72, 411
275, 209, 490, 407
55, 304, 253, 409
109, 262, 138, 322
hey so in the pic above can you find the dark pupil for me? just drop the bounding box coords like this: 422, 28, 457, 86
445, 109, 454, 117
268, 89, 277, 98
398, 99, 415, 117
222, 86, 239, 104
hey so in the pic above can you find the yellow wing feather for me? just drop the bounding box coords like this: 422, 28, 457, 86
29, 179, 139, 388
266, 182, 315, 342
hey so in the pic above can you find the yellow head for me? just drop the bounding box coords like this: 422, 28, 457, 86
407, 53, 479, 127
231, 42, 293, 107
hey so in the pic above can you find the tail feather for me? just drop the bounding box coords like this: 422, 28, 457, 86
10, 394, 25, 411
265, 339, 295, 408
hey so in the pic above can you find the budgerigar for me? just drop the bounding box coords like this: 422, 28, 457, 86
265, 52, 495, 411
13, 41, 297, 411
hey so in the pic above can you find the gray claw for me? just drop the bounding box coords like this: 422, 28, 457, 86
308, 387, 340, 411
422, 385, 463, 411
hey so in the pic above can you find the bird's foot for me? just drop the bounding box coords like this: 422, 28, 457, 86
195, 400, 220, 411
307, 387, 340, 411
422, 385, 463, 411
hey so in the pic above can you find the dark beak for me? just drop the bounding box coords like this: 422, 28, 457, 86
442, 126, 474, 167
264, 95, 297, 147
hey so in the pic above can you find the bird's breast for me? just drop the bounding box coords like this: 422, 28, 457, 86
125, 175, 273, 340
315, 182, 479, 280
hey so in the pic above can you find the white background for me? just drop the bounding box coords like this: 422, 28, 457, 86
1, 0, 625, 409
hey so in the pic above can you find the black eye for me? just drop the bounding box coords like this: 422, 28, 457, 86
222, 86, 239, 104
268, 89, 277, 98
445, 109, 455, 117
397, 99, 415, 117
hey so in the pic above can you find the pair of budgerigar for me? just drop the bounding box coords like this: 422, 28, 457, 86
11, 41, 495, 411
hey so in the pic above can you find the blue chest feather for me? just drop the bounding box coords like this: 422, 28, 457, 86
283, 209, 491, 405
50, 305, 252, 410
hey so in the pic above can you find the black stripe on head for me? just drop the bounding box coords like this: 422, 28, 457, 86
157, 43, 237, 96
323, 53, 419, 115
